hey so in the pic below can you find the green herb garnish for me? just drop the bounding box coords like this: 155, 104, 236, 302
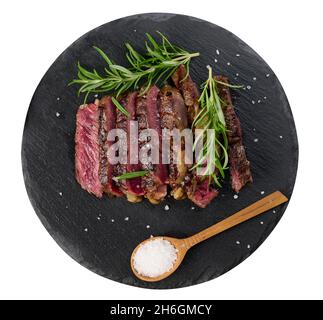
191, 66, 230, 187
115, 171, 148, 180
111, 97, 129, 117
69, 32, 199, 102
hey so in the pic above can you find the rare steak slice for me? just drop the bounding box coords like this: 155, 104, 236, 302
115, 95, 142, 202
186, 178, 219, 208
125, 92, 145, 196
140, 86, 168, 204
99, 96, 123, 196
215, 75, 253, 192
160, 85, 188, 200
75, 102, 103, 197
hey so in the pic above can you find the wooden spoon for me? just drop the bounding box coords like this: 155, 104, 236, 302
130, 191, 288, 282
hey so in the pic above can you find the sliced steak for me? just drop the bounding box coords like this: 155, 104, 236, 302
186, 178, 219, 209
229, 142, 253, 193
125, 92, 145, 196
172, 66, 219, 207
160, 85, 188, 200
172, 64, 200, 124
140, 85, 168, 203
99, 96, 123, 197
146, 86, 169, 184
75, 102, 102, 197
215, 75, 253, 192
115, 94, 143, 202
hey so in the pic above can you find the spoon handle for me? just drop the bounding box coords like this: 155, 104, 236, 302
184, 191, 288, 249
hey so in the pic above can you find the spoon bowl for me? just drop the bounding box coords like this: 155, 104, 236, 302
130, 191, 288, 282
130, 236, 189, 282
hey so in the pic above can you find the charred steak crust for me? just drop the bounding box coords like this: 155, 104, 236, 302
215, 76, 253, 193
172, 64, 200, 125
75, 102, 103, 197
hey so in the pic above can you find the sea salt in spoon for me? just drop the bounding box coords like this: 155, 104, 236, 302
131, 191, 288, 282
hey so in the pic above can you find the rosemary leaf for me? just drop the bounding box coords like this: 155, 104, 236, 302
70, 32, 199, 102
111, 97, 129, 117
115, 171, 148, 180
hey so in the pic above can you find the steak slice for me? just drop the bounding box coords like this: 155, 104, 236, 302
125, 92, 145, 196
115, 94, 143, 203
186, 178, 219, 208
160, 85, 188, 200
75, 102, 103, 197
99, 96, 123, 197
139, 86, 168, 204
229, 142, 253, 193
172, 64, 200, 124
172, 66, 219, 208
215, 75, 253, 192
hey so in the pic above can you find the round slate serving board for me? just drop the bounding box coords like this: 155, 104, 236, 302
22, 13, 298, 289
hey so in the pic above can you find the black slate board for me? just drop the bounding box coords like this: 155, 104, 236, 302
21, 13, 298, 289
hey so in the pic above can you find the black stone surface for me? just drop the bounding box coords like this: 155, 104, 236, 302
21, 13, 298, 289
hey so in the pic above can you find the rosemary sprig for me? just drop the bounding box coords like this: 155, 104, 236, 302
115, 171, 148, 180
111, 97, 129, 117
191, 66, 230, 187
69, 32, 199, 102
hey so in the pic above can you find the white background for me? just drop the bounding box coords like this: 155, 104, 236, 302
0, 0, 322, 300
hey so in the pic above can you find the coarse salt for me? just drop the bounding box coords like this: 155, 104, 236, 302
133, 238, 178, 278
